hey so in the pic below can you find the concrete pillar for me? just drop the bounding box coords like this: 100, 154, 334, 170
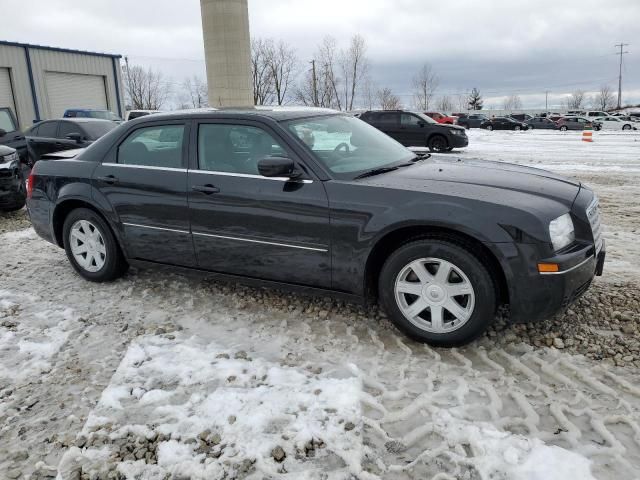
200, 0, 253, 107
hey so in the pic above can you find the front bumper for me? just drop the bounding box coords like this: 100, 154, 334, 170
449, 134, 468, 148
503, 240, 605, 323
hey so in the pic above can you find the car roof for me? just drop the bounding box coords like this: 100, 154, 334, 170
140, 106, 339, 123
37, 118, 113, 124
65, 108, 111, 112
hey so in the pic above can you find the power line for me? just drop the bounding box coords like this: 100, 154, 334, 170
615, 42, 630, 109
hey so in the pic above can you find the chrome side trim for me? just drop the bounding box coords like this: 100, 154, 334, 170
122, 222, 190, 235
102, 163, 187, 173
192, 169, 313, 184
539, 255, 594, 275
192, 231, 328, 252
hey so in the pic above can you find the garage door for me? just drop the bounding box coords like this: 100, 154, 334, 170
45, 72, 107, 118
0, 68, 16, 115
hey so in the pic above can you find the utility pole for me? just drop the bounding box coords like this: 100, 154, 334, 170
124, 56, 133, 108
545, 90, 549, 113
615, 42, 629, 109
310, 60, 318, 107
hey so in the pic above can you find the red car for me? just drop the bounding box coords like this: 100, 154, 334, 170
423, 112, 457, 125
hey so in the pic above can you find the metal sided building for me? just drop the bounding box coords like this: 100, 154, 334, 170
0, 40, 124, 129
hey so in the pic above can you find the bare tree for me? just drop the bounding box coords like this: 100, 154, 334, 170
124, 64, 171, 110
567, 89, 586, 109
295, 37, 342, 109
181, 76, 208, 108
251, 39, 274, 105
436, 95, 453, 112
503, 94, 522, 111
593, 85, 615, 111
412, 64, 439, 110
377, 87, 401, 110
339, 34, 369, 111
266, 40, 297, 105
361, 76, 376, 110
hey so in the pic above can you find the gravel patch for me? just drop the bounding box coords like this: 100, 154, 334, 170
0, 208, 30, 234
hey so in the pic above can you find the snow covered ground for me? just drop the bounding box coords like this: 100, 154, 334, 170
0, 129, 639, 480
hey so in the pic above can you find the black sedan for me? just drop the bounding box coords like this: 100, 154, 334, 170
0, 145, 26, 211
527, 117, 559, 130
26, 107, 605, 346
480, 117, 529, 131
26, 118, 118, 162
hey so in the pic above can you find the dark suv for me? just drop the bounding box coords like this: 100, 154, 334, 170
26, 107, 605, 346
360, 110, 468, 152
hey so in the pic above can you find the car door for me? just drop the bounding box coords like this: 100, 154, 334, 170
188, 120, 331, 288
26, 120, 60, 161
399, 113, 426, 147
0, 109, 27, 159
370, 112, 402, 143
92, 121, 196, 267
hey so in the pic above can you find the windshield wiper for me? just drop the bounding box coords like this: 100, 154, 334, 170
353, 161, 416, 180
410, 152, 431, 162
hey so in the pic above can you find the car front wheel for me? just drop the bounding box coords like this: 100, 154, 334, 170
486, 125, 493, 131
623, 124, 632, 131
378, 239, 497, 346
560, 126, 568, 131
427, 135, 448, 152
63, 208, 128, 282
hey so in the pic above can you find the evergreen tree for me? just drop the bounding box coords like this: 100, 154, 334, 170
468, 88, 483, 110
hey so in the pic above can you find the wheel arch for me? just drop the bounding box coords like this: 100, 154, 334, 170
363, 224, 510, 307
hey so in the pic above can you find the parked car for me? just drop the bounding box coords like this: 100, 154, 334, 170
360, 110, 468, 151
26, 107, 605, 346
593, 116, 637, 131
548, 113, 564, 122
584, 111, 611, 120
423, 112, 457, 125
526, 117, 558, 130
455, 113, 489, 129
556, 117, 598, 131
25, 118, 119, 162
0, 107, 29, 165
507, 113, 533, 123
125, 110, 161, 121
480, 117, 529, 131
0, 145, 26, 211
63, 109, 123, 122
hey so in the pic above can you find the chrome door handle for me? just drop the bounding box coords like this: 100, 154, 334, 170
192, 184, 220, 194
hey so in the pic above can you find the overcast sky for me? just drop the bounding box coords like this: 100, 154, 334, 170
2, 0, 638, 109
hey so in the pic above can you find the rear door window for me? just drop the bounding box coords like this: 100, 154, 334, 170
401, 113, 422, 127
58, 121, 84, 139
376, 112, 398, 126
118, 125, 185, 169
37, 121, 58, 138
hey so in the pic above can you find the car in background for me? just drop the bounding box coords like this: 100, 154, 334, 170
547, 113, 564, 122
26, 107, 606, 346
593, 116, 637, 131
63, 109, 123, 122
454, 113, 489, 129
507, 113, 533, 123
0, 107, 29, 165
556, 116, 598, 131
26, 118, 119, 162
360, 110, 468, 151
423, 112, 457, 125
614, 115, 640, 124
125, 110, 161, 121
584, 111, 611, 121
0, 145, 26, 211
527, 117, 558, 130
480, 117, 529, 131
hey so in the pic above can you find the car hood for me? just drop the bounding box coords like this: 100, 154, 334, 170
0, 145, 16, 157
363, 157, 581, 206
433, 123, 465, 132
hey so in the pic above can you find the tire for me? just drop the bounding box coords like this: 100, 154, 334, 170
378, 238, 497, 347
514, 125, 521, 131
446, 147, 454, 152
62, 208, 128, 282
623, 124, 632, 131
560, 126, 568, 131
528, 125, 534, 130
427, 135, 448, 152
487, 125, 493, 131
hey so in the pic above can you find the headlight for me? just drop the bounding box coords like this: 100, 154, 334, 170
450, 129, 465, 136
549, 213, 575, 251
0, 152, 18, 167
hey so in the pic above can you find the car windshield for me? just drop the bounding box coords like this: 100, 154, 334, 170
286, 114, 414, 180
82, 121, 118, 139
88, 111, 122, 121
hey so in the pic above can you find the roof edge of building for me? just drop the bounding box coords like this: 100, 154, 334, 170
0, 40, 122, 58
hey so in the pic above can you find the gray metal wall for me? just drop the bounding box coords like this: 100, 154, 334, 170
0, 43, 124, 129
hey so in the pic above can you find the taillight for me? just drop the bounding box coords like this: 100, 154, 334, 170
26, 172, 35, 199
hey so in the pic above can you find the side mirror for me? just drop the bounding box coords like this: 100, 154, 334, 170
0, 129, 6, 138
66, 133, 83, 143
258, 156, 299, 179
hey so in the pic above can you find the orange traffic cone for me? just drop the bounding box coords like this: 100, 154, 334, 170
582, 125, 593, 142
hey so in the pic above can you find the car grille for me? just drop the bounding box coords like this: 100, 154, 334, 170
586, 196, 603, 253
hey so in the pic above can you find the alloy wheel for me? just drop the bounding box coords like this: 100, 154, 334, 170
394, 257, 475, 333
69, 220, 106, 273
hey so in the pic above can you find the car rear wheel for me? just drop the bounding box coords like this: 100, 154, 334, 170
378, 239, 497, 346
427, 135, 448, 152
486, 125, 493, 131
63, 208, 128, 282
623, 124, 632, 131
560, 125, 568, 131
514, 125, 521, 131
